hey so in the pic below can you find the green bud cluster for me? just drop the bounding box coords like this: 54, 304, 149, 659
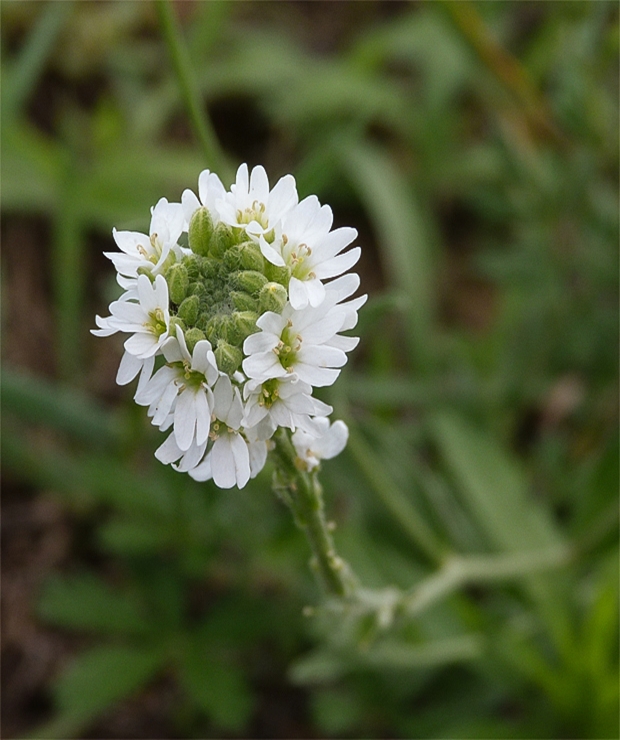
163, 208, 293, 376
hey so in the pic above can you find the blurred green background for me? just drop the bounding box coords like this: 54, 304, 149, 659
2, 1, 618, 738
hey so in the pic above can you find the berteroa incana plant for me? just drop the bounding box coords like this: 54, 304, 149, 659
93, 164, 365, 596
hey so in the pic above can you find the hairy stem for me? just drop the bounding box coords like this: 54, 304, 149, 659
272, 429, 356, 598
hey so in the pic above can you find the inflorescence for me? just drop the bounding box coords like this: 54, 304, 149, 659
93, 164, 366, 488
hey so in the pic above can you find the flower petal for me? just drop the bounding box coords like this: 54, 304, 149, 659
314, 247, 361, 280
173, 390, 197, 451
116, 351, 143, 385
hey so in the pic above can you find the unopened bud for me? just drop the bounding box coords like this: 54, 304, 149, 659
195, 310, 211, 332
210, 222, 235, 258
205, 314, 233, 344
159, 251, 177, 276
199, 257, 219, 279
232, 270, 268, 296
188, 207, 213, 257
230, 290, 258, 312
238, 241, 265, 272
136, 266, 155, 281
223, 244, 243, 271
229, 311, 259, 345
177, 294, 200, 326
259, 281, 288, 314
264, 260, 290, 286
215, 340, 242, 375
185, 327, 206, 354
169, 316, 186, 336
183, 254, 202, 280
188, 281, 207, 301
166, 263, 189, 305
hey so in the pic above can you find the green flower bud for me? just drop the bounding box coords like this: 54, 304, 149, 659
188, 281, 207, 300
177, 294, 200, 326
259, 281, 288, 314
238, 241, 265, 272
195, 310, 211, 332
185, 327, 206, 354
210, 222, 235, 258
199, 257, 219, 279
229, 311, 259, 345
264, 260, 290, 286
169, 316, 186, 336
188, 207, 213, 257
232, 270, 268, 296
215, 340, 242, 375
230, 291, 258, 312
205, 314, 234, 344
183, 254, 202, 280
136, 266, 155, 281
231, 226, 248, 245
160, 250, 177, 276
223, 244, 243, 271
166, 263, 189, 305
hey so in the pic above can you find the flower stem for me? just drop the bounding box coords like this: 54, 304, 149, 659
155, 0, 234, 184
272, 429, 356, 598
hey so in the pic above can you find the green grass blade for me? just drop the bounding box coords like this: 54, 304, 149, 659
155, 0, 233, 183
340, 140, 435, 371
2, 1, 74, 123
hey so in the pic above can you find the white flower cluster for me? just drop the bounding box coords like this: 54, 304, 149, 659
93, 165, 364, 488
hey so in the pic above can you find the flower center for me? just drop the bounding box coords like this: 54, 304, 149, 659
138, 233, 163, 265
208, 418, 237, 441
286, 242, 315, 281
170, 361, 205, 390
274, 321, 302, 371
237, 200, 269, 230
148, 308, 167, 337
259, 378, 280, 408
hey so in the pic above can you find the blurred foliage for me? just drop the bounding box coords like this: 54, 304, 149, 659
1, 1, 618, 738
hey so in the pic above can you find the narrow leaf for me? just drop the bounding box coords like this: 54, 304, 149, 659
340, 140, 435, 369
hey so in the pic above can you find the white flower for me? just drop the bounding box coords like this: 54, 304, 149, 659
95, 274, 172, 358
242, 275, 365, 387
181, 169, 227, 229
217, 163, 298, 241
92, 275, 173, 359
155, 375, 264, 489
242, 307, 346, 387
104, 198, 184, 281
292, 418, 349, 471
258, 195, 361, 311
243, 376, 332, 441
135, 331, 218, 451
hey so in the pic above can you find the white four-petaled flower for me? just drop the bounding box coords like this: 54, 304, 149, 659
292, 418, 349, 471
